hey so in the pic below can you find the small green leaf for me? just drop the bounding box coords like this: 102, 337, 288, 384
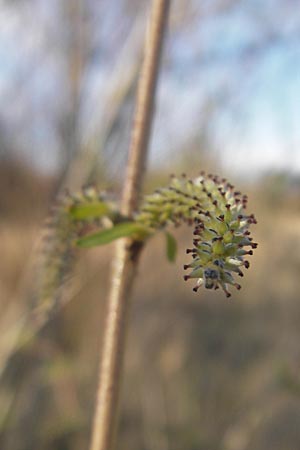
76, 222, 150, 248
165, 231, 177, 262
69, 201, 111, 220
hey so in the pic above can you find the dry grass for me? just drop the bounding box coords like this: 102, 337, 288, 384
1, 165, 300, 450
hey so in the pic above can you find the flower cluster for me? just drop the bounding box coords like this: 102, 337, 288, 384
137, 173, 257, 297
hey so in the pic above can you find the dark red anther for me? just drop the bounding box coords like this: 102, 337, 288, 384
249, 214, 257, 223
226, 204, 231, 210
219, 214, 225, 221
186, 249, 194, 254
183, 264, 189, 270
183, 275, 190, 281
244, 261, 250, 269
251, 243, 258, 249
196, 221, 204, 229
238, 214, 243, 219
213, 200, 218, 206
193, 286, 200, 292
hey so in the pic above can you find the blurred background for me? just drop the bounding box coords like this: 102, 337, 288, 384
1, 0, 300, 449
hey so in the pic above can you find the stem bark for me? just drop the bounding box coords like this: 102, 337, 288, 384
89, 2, 170, 450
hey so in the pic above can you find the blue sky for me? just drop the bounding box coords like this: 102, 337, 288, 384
0, 0, 299, 178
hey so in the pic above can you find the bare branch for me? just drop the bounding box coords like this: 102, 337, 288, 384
89, 2, 171, 450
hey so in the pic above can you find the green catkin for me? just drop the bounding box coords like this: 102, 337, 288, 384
135, 173, 257, 297
32, 195, 79, 326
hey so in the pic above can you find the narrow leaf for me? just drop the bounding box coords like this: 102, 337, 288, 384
76, 222, 149, 248
165, 231, 177, 262
69, 201, 111, 220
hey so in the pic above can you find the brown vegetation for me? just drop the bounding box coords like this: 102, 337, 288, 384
1, 163, 300, 450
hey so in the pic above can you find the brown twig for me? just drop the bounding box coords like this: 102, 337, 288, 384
89, 1, 171, 450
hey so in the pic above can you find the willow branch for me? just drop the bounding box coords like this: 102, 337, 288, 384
89, 2, 171, 450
